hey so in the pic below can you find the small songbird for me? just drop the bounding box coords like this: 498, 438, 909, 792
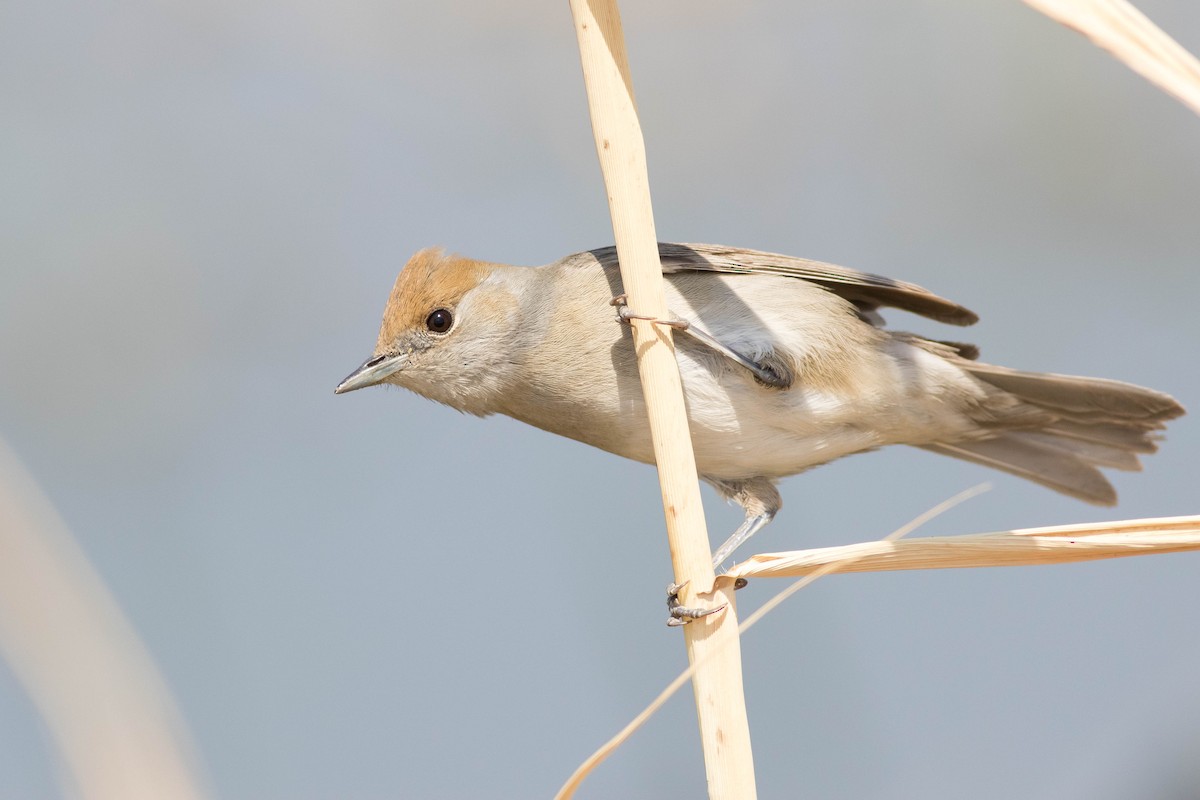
336, 243, 1184, 564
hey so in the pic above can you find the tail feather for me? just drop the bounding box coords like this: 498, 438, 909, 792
921, 438, 1118, 506
1045, 420, 1162, 454
1016, 431, 1142, 471
926, 359, 1184, 505
964, 362, 1184, 422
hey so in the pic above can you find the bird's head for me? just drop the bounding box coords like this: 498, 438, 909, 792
335, 248, 526, 415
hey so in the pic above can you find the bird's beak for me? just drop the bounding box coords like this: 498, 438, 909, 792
334, 353, 408, 394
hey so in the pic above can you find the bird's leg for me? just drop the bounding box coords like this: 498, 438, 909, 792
708, 477, 782, 567
665, 478, 779, 626
711, 510, 774, 567
661, 492, 776, 625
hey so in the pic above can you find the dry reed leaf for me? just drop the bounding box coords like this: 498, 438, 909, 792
0, 439, 208, 800
1025, 0, 1200, 115
555, 485, 989, 800
726, 515, 1200, 580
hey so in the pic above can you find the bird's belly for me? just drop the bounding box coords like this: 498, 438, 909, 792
589, 376, 895, 480
683, 391, 886, 480
502, 336, 955, 480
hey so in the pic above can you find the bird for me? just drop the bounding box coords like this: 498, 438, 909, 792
335, 242, 1185, 566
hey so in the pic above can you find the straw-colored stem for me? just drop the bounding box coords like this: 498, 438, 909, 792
567, 1, 756, 797
1025, 0, 1200, 116
555, 486, 988, 800
726, 515, 1200, 580
0, 438, 207, 800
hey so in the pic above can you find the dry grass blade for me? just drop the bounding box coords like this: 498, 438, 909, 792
726, 515, 1200, 580
1025, 0, 1200, 115
0, 438, 208, 800
555, 485, 989, 800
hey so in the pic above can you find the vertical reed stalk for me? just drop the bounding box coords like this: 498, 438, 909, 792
567, 1, 757, 796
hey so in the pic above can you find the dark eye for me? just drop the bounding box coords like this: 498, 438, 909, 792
425, 309, 453, 334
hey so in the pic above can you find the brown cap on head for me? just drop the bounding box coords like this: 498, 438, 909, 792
375, 248, 495, 353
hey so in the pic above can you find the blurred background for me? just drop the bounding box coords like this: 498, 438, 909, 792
2, 0, 1199, 797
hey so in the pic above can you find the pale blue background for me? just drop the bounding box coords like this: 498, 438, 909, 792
2, 1, 1199, 797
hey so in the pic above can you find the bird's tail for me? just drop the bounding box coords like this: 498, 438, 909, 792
920, 361, 1185, 505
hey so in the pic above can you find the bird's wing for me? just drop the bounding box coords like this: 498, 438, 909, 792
583, 241, 978, 385
610, 295, 791, 387
673, 320, 792, 388
584, 242, 978, 327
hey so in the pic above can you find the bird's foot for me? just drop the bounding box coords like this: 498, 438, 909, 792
665, 578, 748, 627
666, 581, 723, 627
610, 294, 689, 330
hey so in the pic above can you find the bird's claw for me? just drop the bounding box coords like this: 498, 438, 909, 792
611, 295, 689, 330
666, 580, 728, 627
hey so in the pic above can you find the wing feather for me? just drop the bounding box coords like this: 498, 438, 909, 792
581, 243, 978, 326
